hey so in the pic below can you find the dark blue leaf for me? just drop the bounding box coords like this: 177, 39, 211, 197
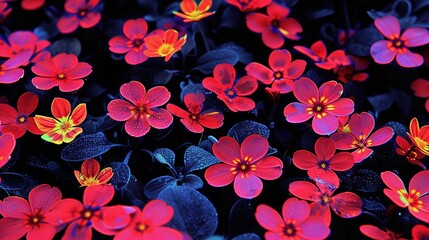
184, 146, 221, 173
181, 33, 196, 56
154, 148, 175, 169
220, 42, 253, 65
368, 92, 394, 118
232, 233, 261, 240
362, 198, 386, 214
194, 49, 239, 74
158, 187, 218, 239
384, 121, 407, 139
144, 175, 177, 199
367, 10, 386, 20
0, 172, 26, 190
102, 19, 125, 39
61, 132, 118, 161
49, 37, 81, 56
346, 26, 384, 56
180, 80, 205, 101
181, 174, 203, 189
218, 6, 242, 29
107, 162, 131, 191
390, 87, 411, 116
228, 120, 270, 143
228, 199, 253, 238
124, 175, 145, 208
352, 169, 383, 193
413, 0, 429, 11
154, 70, 181, 85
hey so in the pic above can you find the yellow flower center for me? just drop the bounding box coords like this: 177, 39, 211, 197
18, 116, 26, 123
157, 43, 175, 57
82, 210, 92, 219
136, 223, 147, 232
32, 217, 39, 223
58, 74, 65, 79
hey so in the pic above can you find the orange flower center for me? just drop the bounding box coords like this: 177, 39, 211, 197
78, 8, 88, 17
225, 89, 237, 99
17, 115, 26, 123
58, 73, 65, 79
231, 156, 256, 176
191, 114, 197, 120
322, 195, 331, 204
319, 162, 327, 169
274, 71, 283, 79
388, 35, 408, 53
157, 43, 175, 57
132, 38, 144, 48
271, 19, 280, 28
306, 96, 335, 119
283, 223, 297, 237
82, 210, 92, 219
398, 189, 423, 212
60, 121, 72, 132
32, 217, 39, 223
136, 223, 148, 232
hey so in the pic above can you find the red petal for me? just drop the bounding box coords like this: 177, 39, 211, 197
330, 191, 362, 218
0, 218, 27, 240
402, 27, 429, 47
0, 103, 18, 124
294, 45, 319, 61
181, 118, 204, 133
79, 12, 101, 29
351, 147, 373, 163
245, 62, 274, 85
285, 60, 306, 79
282, 197, 310, 223
279, 18, 302, 40
17, 92, 38, 115
318, 80, 343, 104
325, 98, 354, 116
269, 49, 291, 71
147, 227, 183, 240
97, 167, 114, 184
166, 104, 189, 119
240, 134, 268, 162
231, 96, 255, 112
21, 0, 45, 10
411, 78, 429, 98
103, 206, 135, 230
1, 124, 26, 139
311, 40, 328, 58
125, 114, 150, 137
360, 225, 391, 239
348, 112, 374, 139
283, 102, 313, 123
367, 127, 393, 146
271, 79, 294, 94
412, 225, 429, 240
245, 13, 269, 33
298, 217, 331, 239
213, 63, 235, 89
0, 195, 30, 218
146, 108, 173, 129
58, 79, 85, 92
3, 50, 32, 69
81, 159, 100, 180
53, 53, 78, 72
198, 110, 224, 129
370, 40, 396, 64
107, 99, 135, 121
125, 50, 148, 65
62, 221, 92, 240
292, 150, 318, 170
308, 168, 340, 189
315, 61, 337, 70
109, 36, 132, 54
26, 117, 45, 135
144, 86, 171, 108
0, 133, 16, 168
330, 132, 356, 150
67, 62, 92, 79
29, 184, 61, 213
374, 15, 400, 39
0, 68, 24, 84
234, 76, 258, 96
213, 136, 241, 164
312, 114, 339, 135
315, 137, 336, 160
409, 170, 429, 197
123, 18, 148, 40
289, 181, 320, 201
205, 163, 236, 187
252, 156, 283, 180
261, 29, 284, 49
51, 98, 71, 120
31, 77, 58, 90
163, 29, 179, 45
198, 0, 212, 12
293, 77, 318, 104
329, 152, 354, 171
45, 198, 82, 225
255, 204, 284, 232
381, 171, 407, 202
327, 50, 352, 66
120, 81, 146, 106
141, 200, 174, 226
396, 49, 423, 68
69, 103, 87, 125
267, 2, 289, 19
202, 77, 223, 96
63, 127, 83, 143
83, 185, 114, 207
234, 173, 262, 199
410, 204, 429, 223
33, 115, 58, 132
31, 60, 57, 77
180, 0, 197, 14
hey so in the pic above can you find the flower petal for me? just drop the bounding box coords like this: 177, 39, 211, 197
0, 196, 30, 218
411, 78, 429, 98
374, 15, 400, 39
51, 98, 71, 120
202, 77, 223, 96
370, 40, 396, 64
367, 127, 393, 147
325, 98, 354, 116
234, 173, 262, 199
212, 136, 241, 164
298, 217, 331, 239
279, 18, 302, 40
83, 185, 115, 207
107, 99, 135, 121
261, 28, 284, 49
282, 197, 311, 223
245, 62, 274, 85
109, 36, 132, 54
0, 68, 24, 84
360, 225, 391, 240
79, 12, 101, 28
351, 147, 373, 163
214, 63, 236, 89
329, 152, 354, 171
120, 81, 146, 106
312, 114, 339, 135
34, 115, 58, 132
205, 163, 236, 187
146, 108, 173, 129
166, 104, 190, 119
252, 156, 283, 180
53, 53, 78, 73
319, 80, 343, 104
315, 137, 336, 160
198, 110, 224, 129
288, 181, 320, 201
124, 114, 151, 137
330, 132, 356, 150
31, 61, 57, 77
284, 102, 313, 123
402, 27, 429, 47
348, 112, 374, 139
17, 92, 38, 115
293, 77, 318, 104
29, 184, 61, 214
330, 191, 362, 218
285, 59, 306, 79
0, 218, 27, 240
69, 103, 87, 126
31, 77, 58, 90
141, 200, 174, 226
123, 18, 148, 40
231, 96, 256, 112
246, 13, 270, 33
267, 2, 289, 19
67, 62, 92, 79
255, 204, 284, 232
269, 49, 291, 71
81, 159, 100, 180
234, 76, 258, 96
292, 150, 318, 170
125, 50, 148, 65
144, 86, 171, 108
396, 49, 423, 68
58, 79, 84, 92
409, 170, 429, 197
241, 134, 269, 163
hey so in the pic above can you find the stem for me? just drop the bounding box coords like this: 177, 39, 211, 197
197, 22, 210, 52
341, 0, 351, 42
198, 132, 204, 146
122, 150, 134, 165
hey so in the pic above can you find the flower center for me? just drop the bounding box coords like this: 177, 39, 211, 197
271, 19, 280, 28
225, 89, 237, 99
60, 122, 72, 132
136, 223, 148, 232
231, 156, 256, 175
58, 73, 65, 79
78, 8, 88, 17
191, 114, 198, 120
17, 115, 26, 123
322, 195, 331, 205
319, 161, 328, 169
32, 217, 39, 223
82, 210, 92, 219
274, 71, 283, 80
157, 43, 175, 57
399, 189, 423, 212
283, 223, 296, 236
132, 38, 144, 48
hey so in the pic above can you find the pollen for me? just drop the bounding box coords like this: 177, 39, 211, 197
157, 43, 175, 57
58, 74, 65, 79
82, 210, 92, 219
137, 223, 147, 232
32, 217, 39, 223
18, 116, 26, 123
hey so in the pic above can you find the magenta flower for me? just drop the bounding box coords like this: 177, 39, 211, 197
255, 197, 330, 240
107, 81, 173, 137
330, 112, 394, 163
57, 0, 102, 34
205, 134, 283, 199
0, 50, 32, 84
108, 18, 149, 65
370, 15, 429, 68
283, 77, 354, 135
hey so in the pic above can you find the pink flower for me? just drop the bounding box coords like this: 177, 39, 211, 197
205, 134, 283, 199
21, 0, 45, 11
202, 63, 258, 112
31, 53, 92, 92
246, 2, 302, 49
0, 133, 15, 169
246, 49, 306, 94
283, 77, 354, 135
57, 0, 102, 34
359, 225, 406, 240
226, 0, 272, 12
255, 197, 330, 240
370, 15, 429, 68
411, 78, 429, 113
108, 18, 149, 65
413, 225, 429, 240
330, 112, 394, 163
107, 81, 173, 137
0, 50, 32, 84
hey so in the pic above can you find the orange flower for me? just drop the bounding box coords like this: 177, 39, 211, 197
407, 117, 429, 155
173, 0, 215, 22
34, 97, 87, 145
144, 29, 187, 62
74, 159, 114, 187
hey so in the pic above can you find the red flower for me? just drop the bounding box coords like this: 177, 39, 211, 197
289, 180, 362, 225
255, 197, 330, 240
108, 18, 149, 65
205, 134, 283, 199
334, 55, 369, 84
292, 137, 354, 189
172, 0, 215, 22
21, 0, 45, 10
407, 117, 429, 156
47, 185, 119, 240
245, 49, 306, 94
107, 81, 173, 137
166, 93, 224, 133
0, 133, 15, 169
31, 53, 92, 92
0, 184, 63, 240
202, 63, 258, 112
57, 0, 102, 34
246, 2, 302, 49
74, 159, 114, 187
381, 170, 429, 223
370, 15, 429, 68
0, 50, 32, 84
359, 225, 406, 240
0, 2, 12, 23
283, 77, 354, 135
226, 0, 272, 12
413, 225, 429, 240
0, 30, 51, 65
34, 98, 87, 145
396, 135, 426, 169
411, 78, 429, 113
330, 112, 394, 163
110, 200, 182, 240
0, 92, 43, 138
294, 40, 352, 70
144, 29, 187, 62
